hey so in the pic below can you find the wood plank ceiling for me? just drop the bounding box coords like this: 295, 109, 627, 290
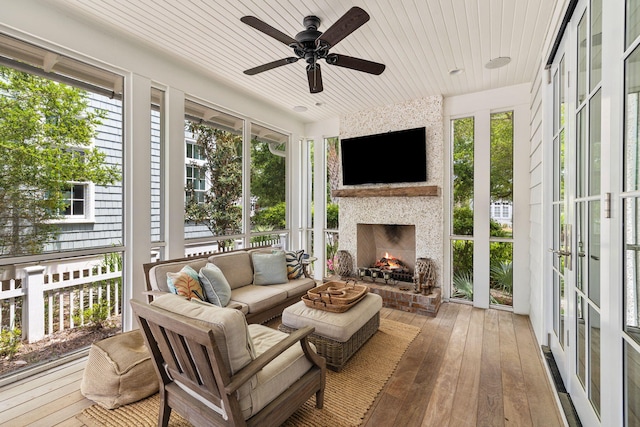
47, 0, 559, 122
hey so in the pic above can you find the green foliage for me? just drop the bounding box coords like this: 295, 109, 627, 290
452, 117, 474, 205
452, 239, 474, 274
490, 112, 514, 201
185, 123, 242, 249
452, 271, 474, 300
490, 261, 513, 294
0, 328, 22, 359
326, 203, 339, 229
0, 66, 121, 256
252, 202, 285, 230
74, 298, 110, 329
452, 206, 474, 235
250, 138, 285, 208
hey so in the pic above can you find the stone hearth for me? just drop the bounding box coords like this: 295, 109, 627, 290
367, 283, 441, 317
324, 277, 441, 317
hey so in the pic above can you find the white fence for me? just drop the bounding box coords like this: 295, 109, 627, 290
0, 262, 122, 343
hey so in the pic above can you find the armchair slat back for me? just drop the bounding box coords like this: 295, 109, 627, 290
131, 299, 246, 426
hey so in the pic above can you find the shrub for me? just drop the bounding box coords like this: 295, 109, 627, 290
0, 328, 22, 359
74, 299, 110, 329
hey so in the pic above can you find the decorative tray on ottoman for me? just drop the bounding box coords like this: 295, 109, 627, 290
303, 281, 368, 312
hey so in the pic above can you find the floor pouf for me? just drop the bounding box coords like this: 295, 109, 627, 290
80, 329, 159, 409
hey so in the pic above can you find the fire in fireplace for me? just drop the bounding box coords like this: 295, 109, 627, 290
372, 252, 410, 274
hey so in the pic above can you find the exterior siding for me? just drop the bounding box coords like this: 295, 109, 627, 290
44, 93, 124, 252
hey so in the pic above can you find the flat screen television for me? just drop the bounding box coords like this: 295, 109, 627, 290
340, 127, 427, 185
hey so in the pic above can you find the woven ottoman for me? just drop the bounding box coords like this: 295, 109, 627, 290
81, 330, 159, 409
279, 292, 382, 371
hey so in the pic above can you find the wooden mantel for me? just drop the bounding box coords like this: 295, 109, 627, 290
331, 185, 439, 198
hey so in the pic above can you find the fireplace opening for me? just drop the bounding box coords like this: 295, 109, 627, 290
356, 224, 415, 283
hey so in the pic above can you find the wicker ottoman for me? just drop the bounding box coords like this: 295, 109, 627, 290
279, 292, 382, 371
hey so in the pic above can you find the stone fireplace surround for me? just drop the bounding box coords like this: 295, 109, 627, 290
335, 97, 444, 294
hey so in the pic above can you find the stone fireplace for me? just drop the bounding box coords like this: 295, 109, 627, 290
335, 96, 444, 286
333, 97, 445, 315
357, 223, 416, 278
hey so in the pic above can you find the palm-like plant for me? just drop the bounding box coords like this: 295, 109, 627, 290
452, 270, 474, 300
490, 261, 513, 295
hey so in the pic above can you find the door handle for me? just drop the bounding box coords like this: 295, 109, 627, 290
548, 248, 571, 257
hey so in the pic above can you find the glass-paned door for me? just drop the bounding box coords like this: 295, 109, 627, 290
548, 0, 605, 422
550, 53, 569, 351
624, 6, 640, 424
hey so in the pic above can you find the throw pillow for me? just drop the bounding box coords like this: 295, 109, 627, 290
199, 263, 232, 307
284, 250, 305, 279
166, 265, 204, 301
252, 251, 288, 285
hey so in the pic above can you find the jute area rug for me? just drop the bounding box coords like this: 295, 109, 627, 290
78, 318, 420, 427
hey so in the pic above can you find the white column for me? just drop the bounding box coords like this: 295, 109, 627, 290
165, 88, 186, 259
123, 74, 152, 331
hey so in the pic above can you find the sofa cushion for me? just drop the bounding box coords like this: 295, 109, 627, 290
251, 252, 288, 285
148, 258, 209, 293
208, 251, 254, 289
199, 263, 232, 307
284, 250, 305, 279
166, 266, 205, 301
230, 285, 287, 314
267, 277, 316, 298
241, 324, 314, 419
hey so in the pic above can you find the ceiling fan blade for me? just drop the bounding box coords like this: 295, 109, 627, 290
325, 54, 385, 75
244, 57, 299, 75
307, 64, 323, 93
316, 6, 370, 48
241, 16, 298, 46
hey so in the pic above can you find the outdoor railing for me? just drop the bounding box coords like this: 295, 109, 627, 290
0, 260, 122, 343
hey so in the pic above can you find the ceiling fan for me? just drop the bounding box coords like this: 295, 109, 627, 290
240, 6, 385, 94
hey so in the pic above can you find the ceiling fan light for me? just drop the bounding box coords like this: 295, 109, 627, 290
485, 57, 511, 69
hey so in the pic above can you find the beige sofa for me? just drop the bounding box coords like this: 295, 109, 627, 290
143, 248, 317, 324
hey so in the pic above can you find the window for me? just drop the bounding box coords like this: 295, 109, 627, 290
62, 183, 87, 217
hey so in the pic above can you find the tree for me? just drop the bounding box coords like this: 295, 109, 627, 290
250, 138, 285, 209
0, 67, 120, 256
185, 122, 242, 248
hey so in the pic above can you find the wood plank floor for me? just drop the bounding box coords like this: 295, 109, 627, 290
0, 303, 565, 426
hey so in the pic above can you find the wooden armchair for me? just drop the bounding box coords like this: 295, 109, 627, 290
130, 296, 326, 427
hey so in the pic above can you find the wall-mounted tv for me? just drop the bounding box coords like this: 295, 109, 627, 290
340, 127, 427, 185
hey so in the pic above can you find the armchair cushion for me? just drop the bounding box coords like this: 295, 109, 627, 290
241, 324, 315, 419
150, 294, 255, 374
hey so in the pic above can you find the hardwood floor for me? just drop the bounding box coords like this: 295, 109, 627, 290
0, 302, 565, 426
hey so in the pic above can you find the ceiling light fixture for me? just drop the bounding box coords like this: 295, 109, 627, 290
293, 105, 308, 112
449, 68, 463, 75
485, 57, 511, 69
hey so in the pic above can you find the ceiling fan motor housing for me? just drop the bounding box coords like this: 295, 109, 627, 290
295, 16, 325, 64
